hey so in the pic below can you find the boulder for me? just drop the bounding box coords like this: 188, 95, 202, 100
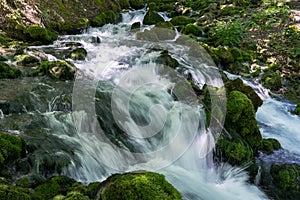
143, 11, 164, 25
98, 171, 182, 200
36, 60, 76, 80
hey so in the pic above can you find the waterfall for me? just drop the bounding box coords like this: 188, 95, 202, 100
17, 9, 269, 199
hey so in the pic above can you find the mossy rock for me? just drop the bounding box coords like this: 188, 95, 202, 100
225, 78, 263, 111
0, 133, 23, 166
36, 60, 76, 80
182, 24, 203, 37
136, 30, 159, 42
152, 22, 176, 40
15, 54, 40, 67
215, 46, 235, 65
170, 16, 195, 26
216, 137, 253, 165
91, 11, 119, 27
64, 191, 90, 200
156, 50, 179, 69
0, 62, 21, 79
24, 25, 57, 44
68, 48, 87, 60
225, 91, 262, 149
99, 171, 182, 200
260, 138, 281, 154
33, 176, 76, 200
0, 184, 31, 200
76, 18, 90, 30
143, 11, 165, 25
129, 0, 144, 9
16, 174, 46, 188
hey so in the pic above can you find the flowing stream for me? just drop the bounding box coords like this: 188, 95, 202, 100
2, 9, 289, 199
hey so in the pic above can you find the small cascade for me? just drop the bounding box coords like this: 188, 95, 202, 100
254, 166, 262, 185
0, 109, 4, 120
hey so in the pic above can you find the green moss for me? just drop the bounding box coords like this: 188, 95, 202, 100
0, 184, 31, 200
76, 18, 90, 30
225, 78, 263, 111
64, 191, 90, 200
261, 138, 281, 154
225, 91, 262, 148
24, 25, 57, 44
100, 171, 182, 200
170, 16, 195, 26
182, 24, 203, 37
143, 11, 165, 25
33, 176, 76, 200
91, 11, 119, 27
0, 133, 23, 166
0, 62, 21, 79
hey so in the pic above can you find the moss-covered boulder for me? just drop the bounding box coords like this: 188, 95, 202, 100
0, 62, 21, 79
131, 22, 141, 31
170, 16, 195, 26
260, 138, 281, 154
91, 11, 119, 27
98, 171, 182, 200
225, 78, 263, 111
226, 91, 262, 148
259, 164, 300, 199
15, 54, 41, 67
36, 60, 76, 80
143, 11, 165, 25
24, 25, 57, 44
0, 133, 24, 167
182, 24, 203, 37
215, 90, 263, 165
0, 184, 31, 200
33, 176, 77, 200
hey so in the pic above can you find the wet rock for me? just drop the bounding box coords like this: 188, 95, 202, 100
131, 22, 141, 31
24, 25, 57, 44
0, 100, 24, 115
153, 22, 176, 40
156, 50, 179, 69
136, 30, 159, 42
143, 11, 165, 25
97, 171, 182, 200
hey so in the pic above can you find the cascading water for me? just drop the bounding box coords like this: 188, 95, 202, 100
17, 9, 269, 199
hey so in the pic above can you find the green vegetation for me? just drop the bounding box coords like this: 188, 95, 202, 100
100, 171, 182, 200
24, 25, 57, 44
0, 62, 22, 79
143, 11, 164, 25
